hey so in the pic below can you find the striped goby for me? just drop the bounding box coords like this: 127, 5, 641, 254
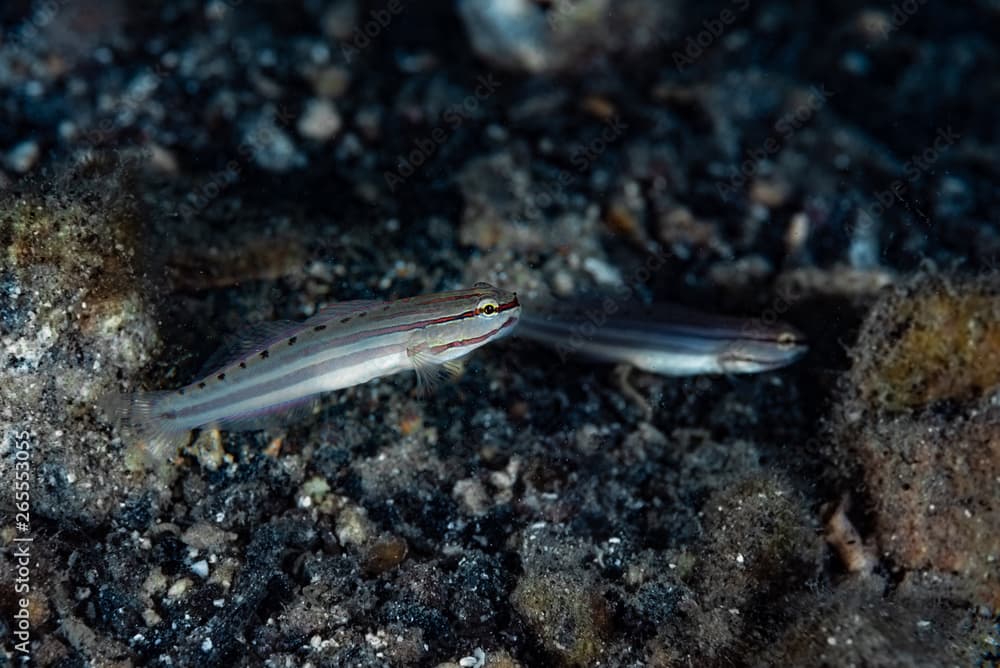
102, 283, 520, 464
515, 301, 807, 375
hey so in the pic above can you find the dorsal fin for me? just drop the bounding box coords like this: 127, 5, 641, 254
197, 321, 297, 375
308, 299, 384, 322
196, 299, 385, 376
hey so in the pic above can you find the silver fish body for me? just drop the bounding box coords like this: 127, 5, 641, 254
515, 301, 807, 376
102, 283, 520, 463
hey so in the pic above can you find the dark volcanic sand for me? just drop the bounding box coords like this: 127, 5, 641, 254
1, 1, 998, 665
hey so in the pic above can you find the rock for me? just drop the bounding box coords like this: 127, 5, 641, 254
4, 139, 41, 173
511, 526, 612, 665
850, 275, 1000, 410
832, 274, 1000, 607
456, 0, 674, 74
297, 98, 343, 142
336, 505, 373, 548
308, 65, 351, 98
457, 0, 552, 73
362, 534, 408, 575
240, 110, 306, 172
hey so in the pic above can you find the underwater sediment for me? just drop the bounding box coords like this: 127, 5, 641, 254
1, 0, 998, 665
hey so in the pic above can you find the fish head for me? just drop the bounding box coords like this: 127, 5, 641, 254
716, 322, 808, 373
417, 282, 521, 363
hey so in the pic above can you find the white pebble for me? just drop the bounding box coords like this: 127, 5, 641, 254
583, 257, 623, 286
298, 98, 342, 142
167, 578, 191, 598
4, 140, 40, 173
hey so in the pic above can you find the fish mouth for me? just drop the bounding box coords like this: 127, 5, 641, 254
759, 342, 809, 371
497, 307, 521, 338
499, 292, 520, 313
718, 338, 809, 373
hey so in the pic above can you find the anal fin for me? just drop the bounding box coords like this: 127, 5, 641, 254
212, 396, 321, 432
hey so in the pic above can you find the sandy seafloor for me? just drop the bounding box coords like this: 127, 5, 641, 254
1, 0, 999, 665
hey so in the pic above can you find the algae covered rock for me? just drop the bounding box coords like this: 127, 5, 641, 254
671, 474, 819, 662
834, 274, 1000, 607
838, 397, 1000, 607
0, 155, 161, 525
849, 275, 1000, 411
755, 579, 992, 667
511, 525, 613, 666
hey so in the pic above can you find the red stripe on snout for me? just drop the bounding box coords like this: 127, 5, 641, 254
428, 315, 519, 355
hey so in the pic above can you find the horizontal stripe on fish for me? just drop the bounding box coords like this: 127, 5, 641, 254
100, 283, 521, 466
170, 290, 511, 410
169, 340, 408, 423
428, 317, 520, 355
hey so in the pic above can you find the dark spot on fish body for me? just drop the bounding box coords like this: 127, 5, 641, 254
217, 373, 226, 381
314, 324, 327, 331
160, 411, 178, 419
358, 312, 367, 317
178, 388, 185, 396
288, 336, 297, 345
261, 350, 270, 359
198, 382, 207, 389
239, 361, 247, 369
341, 317, 351, 323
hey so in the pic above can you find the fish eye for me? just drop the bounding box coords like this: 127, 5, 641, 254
478, 299, 499, 317
777, 331, 798, 349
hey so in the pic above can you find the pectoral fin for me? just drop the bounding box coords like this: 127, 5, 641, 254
406, 340, 465, 395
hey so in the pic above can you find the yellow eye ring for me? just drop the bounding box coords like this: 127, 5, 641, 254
478, 300, 499, 316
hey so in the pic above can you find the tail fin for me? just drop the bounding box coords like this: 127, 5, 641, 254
98, 390, 191, 468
